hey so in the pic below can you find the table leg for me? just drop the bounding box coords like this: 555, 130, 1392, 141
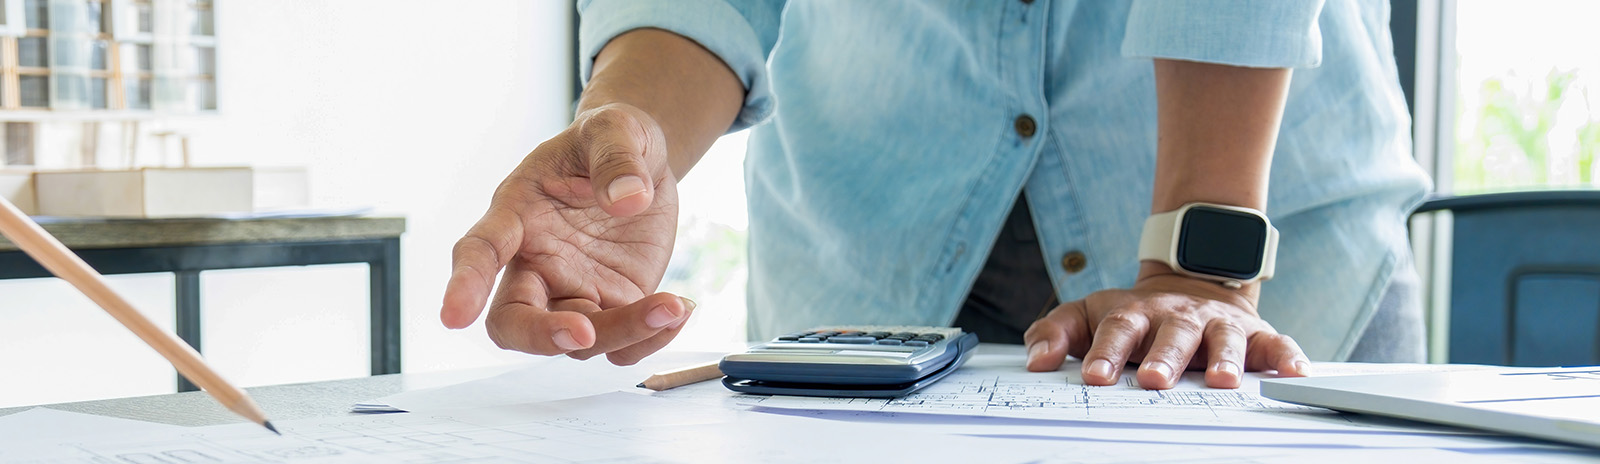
370, 238, 402, 375
175, 270, 202, 392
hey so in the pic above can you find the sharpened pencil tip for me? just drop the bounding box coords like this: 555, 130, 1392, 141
636, 383, 647, 389
264, 420, 281, 435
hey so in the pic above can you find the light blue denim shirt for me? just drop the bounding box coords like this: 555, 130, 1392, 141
578, 0, 1430, 361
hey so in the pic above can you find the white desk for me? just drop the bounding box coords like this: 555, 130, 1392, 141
3, 347, 1597, 463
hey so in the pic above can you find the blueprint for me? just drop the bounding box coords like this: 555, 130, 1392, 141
652, 353, 1487, 432
4, 393, 1039, 464
0, 393, 1520, 464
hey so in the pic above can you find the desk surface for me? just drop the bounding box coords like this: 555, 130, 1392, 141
5, 353, 1599, 462
0, 216, 406, 252
0, 363, 519, 426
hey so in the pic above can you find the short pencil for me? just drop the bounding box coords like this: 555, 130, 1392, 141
637, 360, 724, 391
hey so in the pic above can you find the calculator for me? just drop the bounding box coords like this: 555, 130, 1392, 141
719, 326, 979, 398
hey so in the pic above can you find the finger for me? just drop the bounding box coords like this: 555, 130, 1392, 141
483, 262, 595, 355
577, 106, 667, 218
1136, 317, 1204, 390
606, 297, 698, 366
1080, 312, 1151, 386
1201, 320, 1248, 388
1023, 300, 1091, 372
563, 292, 688, 361
441, 207, 526, 329
1245, 332, 1312, 377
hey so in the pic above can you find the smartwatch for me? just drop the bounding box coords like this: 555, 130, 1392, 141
1137, 202, 1279, 288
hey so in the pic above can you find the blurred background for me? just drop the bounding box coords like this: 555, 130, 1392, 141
1, 0, 1595, 407
1450, 1, 1599, 194
0, 0, 754, 408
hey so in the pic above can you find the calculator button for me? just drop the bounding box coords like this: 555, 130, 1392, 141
826, 336, 877, 344
863, 332, 892, 339
799, 337, 822, 343
875, 339, 902, 346
904, 340, 930, 347
776, 336, 800, 341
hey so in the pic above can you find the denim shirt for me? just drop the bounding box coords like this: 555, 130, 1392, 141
578, 0, 1431, 361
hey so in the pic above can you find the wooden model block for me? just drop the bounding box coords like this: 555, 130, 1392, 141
252, 166, 310, 211
0, 169, 36, 215
35, 167, 254, 218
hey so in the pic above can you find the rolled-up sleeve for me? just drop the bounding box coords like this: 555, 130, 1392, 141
1122, 0, 1326, 69
578, 0, 785, 131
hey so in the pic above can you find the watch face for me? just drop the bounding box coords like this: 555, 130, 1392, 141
1176, 207, 1267, 280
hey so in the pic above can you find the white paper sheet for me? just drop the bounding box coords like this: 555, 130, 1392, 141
0, 408, 183, 459
362, 350, 727, 413
1, 393, 1522, 464
751, 406, 1571, 452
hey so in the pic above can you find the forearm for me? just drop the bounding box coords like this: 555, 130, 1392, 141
580, 28, 746, 179
1141, 59, 1293, 298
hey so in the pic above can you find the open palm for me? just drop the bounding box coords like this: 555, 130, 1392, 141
442, 105, 694, 365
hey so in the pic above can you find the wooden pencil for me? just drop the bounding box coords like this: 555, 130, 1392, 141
637, 360, 724, 391
0, 196, 278, 435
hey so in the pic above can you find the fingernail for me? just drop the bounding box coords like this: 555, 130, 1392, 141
1214, 360, 1240, 378
552, 329, 583, 350
1087, 359, 1114, 380
1144, 361, 1174, 381
1294, 360, 1312, 376
607, 175, 647, 203
645, 304, 679, 328
1027, 341, 1049, 364
679, 296, 697, 311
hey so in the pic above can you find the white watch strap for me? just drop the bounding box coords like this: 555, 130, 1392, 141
1259, 225, 1278, 281
1137, 209, 1182, 264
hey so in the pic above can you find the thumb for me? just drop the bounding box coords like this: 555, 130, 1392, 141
576, 104, 669, 217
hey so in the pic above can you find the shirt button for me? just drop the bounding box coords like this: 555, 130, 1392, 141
1061, 250, 1087, 274
1014, 115, 1037, 138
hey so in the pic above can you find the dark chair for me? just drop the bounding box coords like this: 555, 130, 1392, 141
1414, 190, 1600, 366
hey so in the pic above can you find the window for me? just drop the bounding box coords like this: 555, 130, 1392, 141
9, 0, 48, 108
189, 0, 211, 36
658, 131, 751, 350
185, 0, 215, 110
0, 0, 218, 112
1448, 1, 1600, 193
85, 0, 109, 108
119, 0, 154, 110
3, 121, 33, 165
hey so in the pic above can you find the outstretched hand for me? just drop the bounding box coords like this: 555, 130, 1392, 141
440, 104, 693, 366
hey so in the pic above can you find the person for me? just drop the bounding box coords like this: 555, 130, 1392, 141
439, 0, 1429, 390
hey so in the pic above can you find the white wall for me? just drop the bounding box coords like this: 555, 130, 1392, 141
177, 1, 578, 374
0, 0, 579, 407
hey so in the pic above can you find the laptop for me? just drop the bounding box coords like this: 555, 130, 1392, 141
1260, 366, 1600, 448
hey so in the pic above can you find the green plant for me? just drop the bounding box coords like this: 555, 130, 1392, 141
1455, 69, 1598, 192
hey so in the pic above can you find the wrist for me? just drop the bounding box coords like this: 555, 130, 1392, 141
1136, 261, 1261, 310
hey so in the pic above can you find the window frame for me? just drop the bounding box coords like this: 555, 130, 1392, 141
1401, 0, 1460, 364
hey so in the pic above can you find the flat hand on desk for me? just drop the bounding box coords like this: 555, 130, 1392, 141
1023, 267, 1311, 390
440, 104, 693, 365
